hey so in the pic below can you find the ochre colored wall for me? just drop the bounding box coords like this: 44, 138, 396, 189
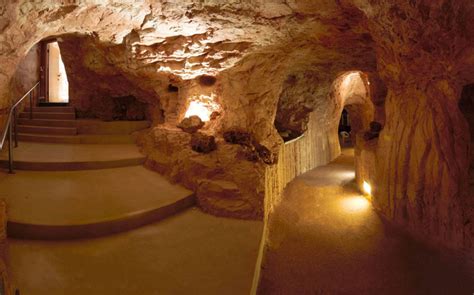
11, 44, 40, 104
264, 112, 341, 218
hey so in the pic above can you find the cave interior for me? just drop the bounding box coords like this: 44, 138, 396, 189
0, 1, 473, 294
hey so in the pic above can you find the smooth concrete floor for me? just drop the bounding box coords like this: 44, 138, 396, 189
0, 166, 192, 225
259, 149, 474, 294
7, 208, 263, 295
0, 142, 144, 163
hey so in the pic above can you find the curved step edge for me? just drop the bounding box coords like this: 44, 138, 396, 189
7, 194, 196, 240
0, 157, 145, 171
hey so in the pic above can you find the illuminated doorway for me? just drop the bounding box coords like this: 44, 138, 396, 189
40, 40, 69, 103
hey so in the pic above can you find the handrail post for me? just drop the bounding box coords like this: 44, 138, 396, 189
8, 121, 14, 174
13, 108, 18, 148
0, 82, 40, 172
29, 92, 33, 119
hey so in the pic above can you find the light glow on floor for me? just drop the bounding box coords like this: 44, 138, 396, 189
341, 196, 370, 213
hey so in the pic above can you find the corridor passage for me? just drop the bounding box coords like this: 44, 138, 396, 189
259, 149, 473, 294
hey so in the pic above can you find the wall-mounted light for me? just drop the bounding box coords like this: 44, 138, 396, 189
362, 181, 372, 196
184, 94, 220, 122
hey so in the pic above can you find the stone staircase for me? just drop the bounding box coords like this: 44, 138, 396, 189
17, 106, 135, 144
18, 106, 78, 143
0, 105, 196, 240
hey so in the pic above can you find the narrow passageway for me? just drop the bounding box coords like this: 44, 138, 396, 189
259, 149, 473, 294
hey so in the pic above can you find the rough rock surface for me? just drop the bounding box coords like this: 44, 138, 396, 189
275, 72, 324, 140
0, 0, 473, 255
59, 35, 155, 120
355, 0, 474, 252
178, 115, 204, 133
140, 126, 265, 219
223, 130, 253, 146
190, 132, 216, 153
89, 95, 147, 121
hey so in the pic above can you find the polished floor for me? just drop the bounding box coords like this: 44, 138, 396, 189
259, 149, 474, 294
7, 208, 263, 295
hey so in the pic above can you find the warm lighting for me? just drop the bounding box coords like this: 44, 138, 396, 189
362, 181, 372, 195
339, 71, 367, 104
184, 94, 220, 122
185, 100, 212, 121
341, 196, 370, 213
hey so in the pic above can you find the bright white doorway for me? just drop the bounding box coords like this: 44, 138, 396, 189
47, 41, 69, 103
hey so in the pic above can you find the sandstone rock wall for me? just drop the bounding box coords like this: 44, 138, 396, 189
355, 0, 474, 252
355, 135, 377, 195
139, 126, 267, 219
265, 112, 341, 217
10, 44, 40, 105
58, 35, 154, 120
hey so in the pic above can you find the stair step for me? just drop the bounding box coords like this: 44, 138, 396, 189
18, 133, 80, 144
0, 166, 195, 240
24, 106, 75, 113
0, 157, 145, 171
19, 112, 75, 120
0, 142, 147, 171
17, 118, 76, 128
17, 133, 135, 144
38, 102, 69, 107
17, 125, 77, 136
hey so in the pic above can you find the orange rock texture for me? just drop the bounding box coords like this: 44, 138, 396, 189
0, 1, 472, 252
358, 0, 474, 252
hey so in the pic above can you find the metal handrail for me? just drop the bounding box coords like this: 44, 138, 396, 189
0, 82, 40, 173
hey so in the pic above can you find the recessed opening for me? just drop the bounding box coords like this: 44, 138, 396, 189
198, 75, 217, 86
339, 108, 352, 147
274, 73, 314, 142
168, 84, 179, 92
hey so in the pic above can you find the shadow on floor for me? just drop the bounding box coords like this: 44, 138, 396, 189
259, 151, 474, 294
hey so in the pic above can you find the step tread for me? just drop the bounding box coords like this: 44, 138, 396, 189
19, 112, 75, 117
24, 107, 75, 113
17, 133, 134, 144
0, 142, 145, 170
18, 118, 76, 122
18, 133, 78, 138
17, 118, 77, 126
17, 125, 77, 131
20, 112, 75, 115
0, 166, 193, 225
0, 142, 144, 163
17, 125, 78, 136
1, 166, 195, 239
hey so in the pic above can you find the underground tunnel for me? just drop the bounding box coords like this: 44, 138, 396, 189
0, 1, 472, 294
